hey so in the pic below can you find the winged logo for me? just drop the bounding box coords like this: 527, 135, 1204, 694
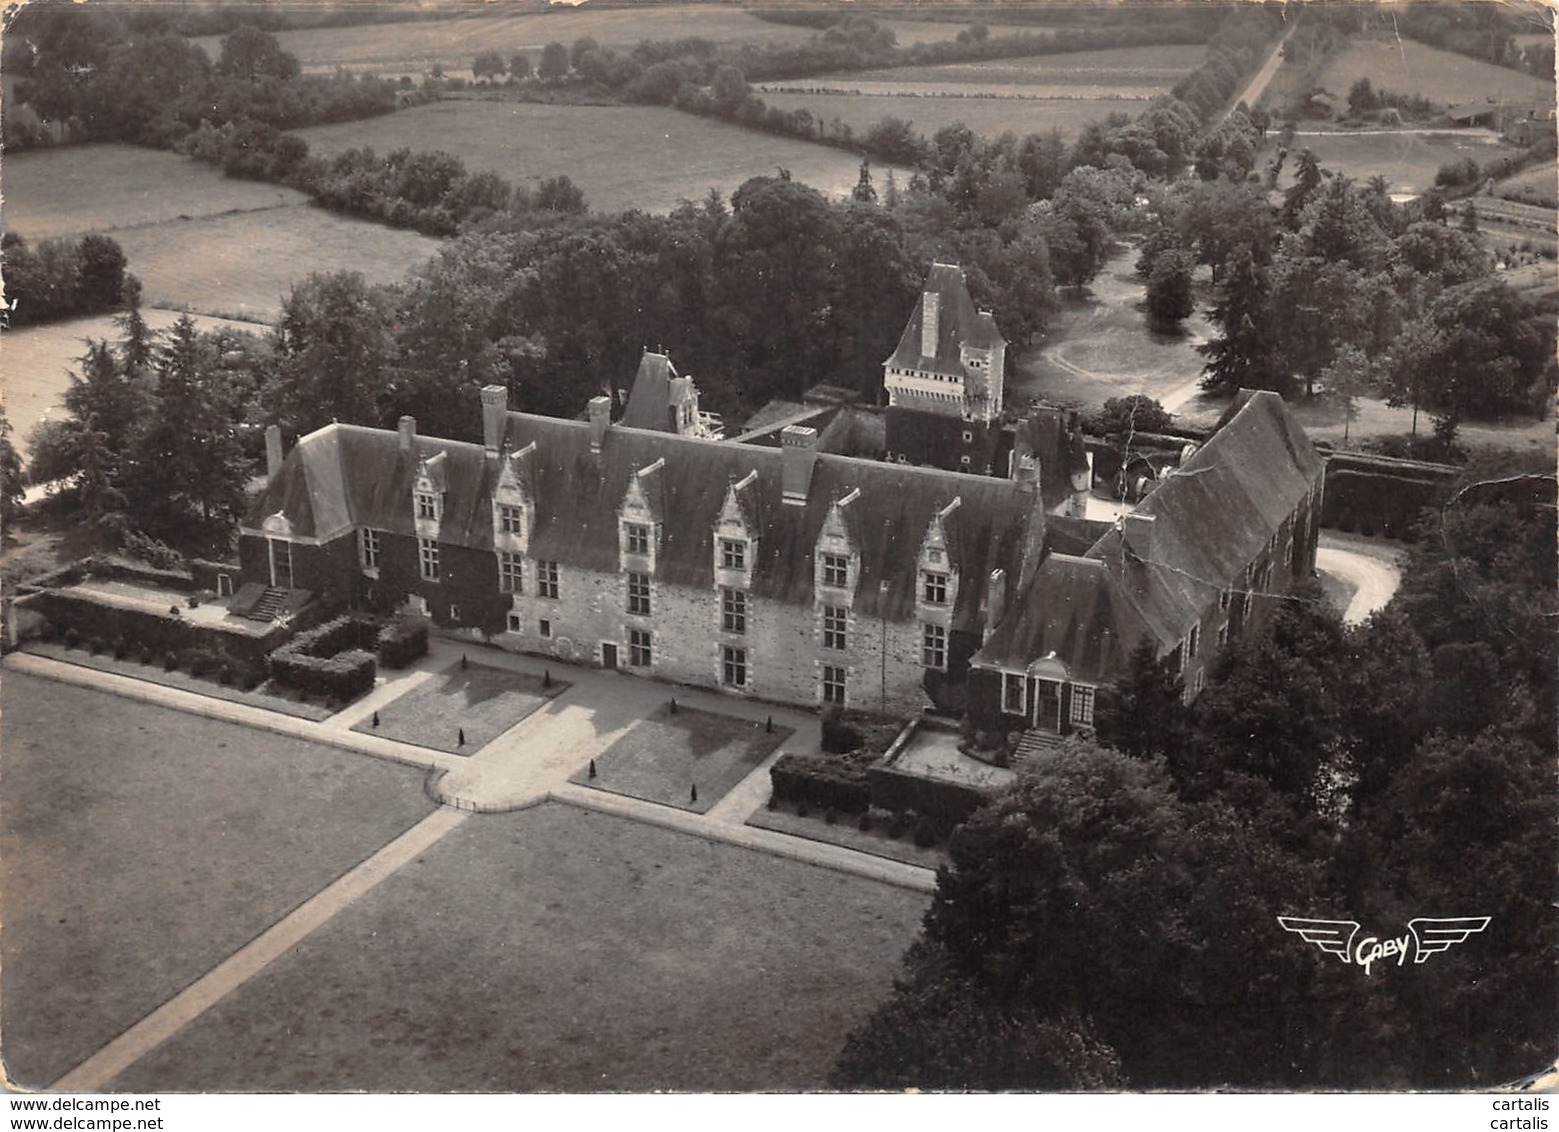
1277, 917, 1360, 961
1407, 917, 1492, 962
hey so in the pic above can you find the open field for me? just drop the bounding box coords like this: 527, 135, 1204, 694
189, 7, 817, 76
107, 802, 927, 1091
1318, 35, 1554, 108
824, 43, 1207, 89
1283, 129, 1523, 197
4, 310, 263, 461
294, 101, 901, 214
760, 91, 1148, 139
1496, 163, 1559, 209
109, 204, 440, 322
0, 671, 435, 1089
3, 144, 307, 240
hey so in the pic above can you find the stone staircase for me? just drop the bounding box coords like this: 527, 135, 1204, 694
1013, 728, 1064, 764
245, 587, 288, 623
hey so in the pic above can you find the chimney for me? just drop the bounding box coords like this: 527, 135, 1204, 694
398, 415, 416, 453
588, 395, 612, 454
983, 568, 1007, 643
1123, 512, 1155, 563
780, 425, 819, 506
480, 384, 508, 457
920, 291, 940, 359
1016, 469, 1047, 593
264, 424, 284, 481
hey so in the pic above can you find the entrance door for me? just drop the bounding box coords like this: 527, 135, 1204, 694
1031, 678, 1062, 732
268, 539, 293, 589
601, 642, 618, 669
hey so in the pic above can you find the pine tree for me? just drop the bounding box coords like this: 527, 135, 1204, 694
1198, 247, 1281, 395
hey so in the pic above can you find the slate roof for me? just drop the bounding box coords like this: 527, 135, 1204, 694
884, 262, 1005, 378
248, 413, 1037, 629
620, 352, 684, 432
973, 391, 1323, 682
1013, 409, 1091, 512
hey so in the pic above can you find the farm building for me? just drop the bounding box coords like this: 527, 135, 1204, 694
239, 377, 1323, 739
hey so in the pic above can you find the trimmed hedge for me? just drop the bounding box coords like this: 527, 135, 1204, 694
267, 615, 378, 702
769, 752, 872, 815
867, 764, 988, 838
376, 618, 429, 669
20, 588, 285, 667
1322, 467, 1448, 540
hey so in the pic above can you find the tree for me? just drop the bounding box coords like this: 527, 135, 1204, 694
0, 407, 25, 524
1317, 343, 1371, 444
850, 159, 876, 204
75, 234, 129, 311
215, 25, 299, 81
709, 64, 750, 117
1199, 246, 1282, 395
508, 52, 531, 80
472, 51, 506, 82
537, 41, 569, 83
272, 272, 396, 437
1092, 635, 1191, 771
1145, 246, 1195, 329
1346, 76, 1378, 114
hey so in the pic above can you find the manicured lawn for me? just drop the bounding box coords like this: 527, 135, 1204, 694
24, 641, 335, 720
109, 803, 930, 1091
0, 671, 435, 1089
569, 703, 791, 813
294, 101, 902, 215
352, 661, 567, 754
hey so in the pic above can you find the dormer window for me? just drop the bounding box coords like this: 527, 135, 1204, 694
498, 504, 524, 535
626, 522, 650, 556
822, 553, 849, 589
721, 538, 746, 571
922, 571, 948, 605
416, 492, 439, 521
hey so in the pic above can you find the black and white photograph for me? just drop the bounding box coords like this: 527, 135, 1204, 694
1, 0, 1555, 1113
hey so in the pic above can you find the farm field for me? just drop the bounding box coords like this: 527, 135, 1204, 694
825, 43, 1208, 89
761, 91, 1147, 140
1318, 35, 1554, 109
5, 310, 263, 461
3, 144, 307, 240
0, 672, 436, 1089
294, 100, 904, 214
1283, 128, 1522, 197
186, 7, 957, 78
107, 204, 440, 322
1497, 163, 1559, 208
108, 802, 928, 1091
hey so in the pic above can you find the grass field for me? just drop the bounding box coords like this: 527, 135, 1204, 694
760, 91, 1141, 141
1497, 163, 1559, 208
190, 7, 824, 78
570, 703, 791, 814
4, 309, 262, 461
294, 101, 899, 214
827, 43, 1207, 89
1284, 129, 1523, 197
109, 204, 440, 322
0, 671, 435, 1089
354, 662, 567, 754
3, 144, 307, 240
1319, 35, 1554, 108
107, 802, 928, 1091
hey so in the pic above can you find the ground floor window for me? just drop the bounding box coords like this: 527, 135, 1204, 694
628, 628, 652, 667
506, 611, 522, 634
922, 623, 947, 670
722, 645, 747, 688
822, 664, 846, 706
1070, 684, 1095, 726
1002, 671, 1025, 715
498, 552, 523, 594
540, 619, 552, 639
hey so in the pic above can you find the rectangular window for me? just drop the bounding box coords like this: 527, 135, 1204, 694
1002, 671, 1025, 715
1219, 588, 1231, 613
1070, 685, 1095, 726
538, 561, 559, 600
448, 604, 462, 624
721, 538, 746, 571
822, 605, 847, 651
1217, 622, 1230, 648
629, 628, 652, 667
922, 571, 948, 605
416, 492, 438, 521
822, 664, 846, 706
360, 527, 380, 570
498, 552, 523, 594
498, 504, 524, 534
722, 645, 747, 688
419, 537, 439, 581
1187, 624, 1200, 661
506, 611, 523, 634
721, 587, 747, 634
539, 618, 552, 639
822, 553, 849, 589
627, 572, 651, 616
625, 523, 650, 556
922, 623, 947, 670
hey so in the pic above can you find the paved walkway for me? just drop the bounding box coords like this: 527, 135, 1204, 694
6, 641, 935, 894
